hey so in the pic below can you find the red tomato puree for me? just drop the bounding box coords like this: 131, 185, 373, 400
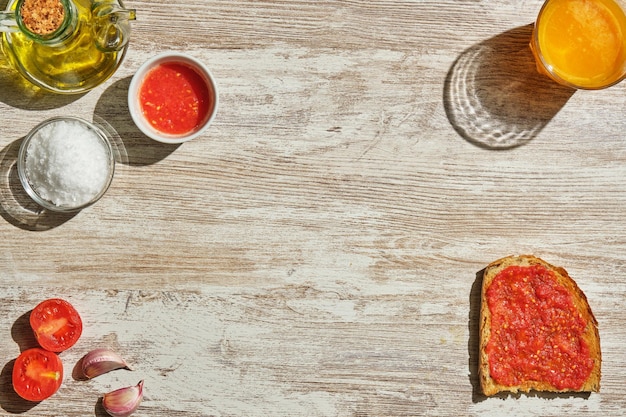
139, 63, 211, 135
485, 265, 594, 390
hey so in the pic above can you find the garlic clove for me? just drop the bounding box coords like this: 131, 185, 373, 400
81, 348, 131, 379
102, 380, 144, 417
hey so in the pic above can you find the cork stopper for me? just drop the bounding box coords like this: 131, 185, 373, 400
20, 0, 65, 36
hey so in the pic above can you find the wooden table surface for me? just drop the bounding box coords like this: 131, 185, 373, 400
1, 0, 626, 415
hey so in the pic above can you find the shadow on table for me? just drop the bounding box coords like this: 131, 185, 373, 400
468, 268, 591, 402
0, 56, 84, 111
0, 359, 38, 414
0, 139, 77, 231
94, 76, 181, 167
0, 76, 182, 230
10, 310, 38, 352
0, 310, 40, 414
0, 310, 105, 414
94, 397, 112, 417
0, 68, 178, 165
468, 269, 483, 402
445, 24, 575, 150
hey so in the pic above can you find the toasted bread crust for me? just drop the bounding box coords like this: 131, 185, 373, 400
479, 255, 601, 396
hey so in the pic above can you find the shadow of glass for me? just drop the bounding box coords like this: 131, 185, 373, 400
0, 139, 76, 231
93, 114, 130, 166
94, 76, 180, 166
0, 57, 84, 111
445, 24, 575, 149
0, 72, 85, 110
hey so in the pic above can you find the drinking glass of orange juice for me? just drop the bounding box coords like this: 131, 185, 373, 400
530, 0, 626, 89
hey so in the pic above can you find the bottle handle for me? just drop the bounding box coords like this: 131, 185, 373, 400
0, 12, 18, 33
91, 2, 136, 52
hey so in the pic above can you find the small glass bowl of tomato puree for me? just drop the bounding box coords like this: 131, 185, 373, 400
128, 52, 218, 144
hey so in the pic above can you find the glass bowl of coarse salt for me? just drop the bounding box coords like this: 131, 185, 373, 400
17, 116, 115, 212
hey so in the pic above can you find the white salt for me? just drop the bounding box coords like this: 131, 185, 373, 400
24, 119, 112, 208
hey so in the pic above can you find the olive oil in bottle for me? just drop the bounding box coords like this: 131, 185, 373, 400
1, 0, 135, 93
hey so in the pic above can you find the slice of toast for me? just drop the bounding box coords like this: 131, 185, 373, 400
479, 255, 601, 396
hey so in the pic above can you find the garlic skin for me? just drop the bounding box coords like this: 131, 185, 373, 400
81, 348, 131, 379
103, 380, 144, 417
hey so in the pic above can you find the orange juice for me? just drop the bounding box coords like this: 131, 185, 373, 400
531, 0, 626, 89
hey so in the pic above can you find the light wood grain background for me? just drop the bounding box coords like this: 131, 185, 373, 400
1, 0, 626, 415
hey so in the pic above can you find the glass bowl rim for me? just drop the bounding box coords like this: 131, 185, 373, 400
17, 116, 116, 212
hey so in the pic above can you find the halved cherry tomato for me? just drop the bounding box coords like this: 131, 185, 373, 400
12, 347, 63, 402
30, 298, 82, 352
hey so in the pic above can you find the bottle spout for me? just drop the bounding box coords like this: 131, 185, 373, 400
91, 2, 136, 52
